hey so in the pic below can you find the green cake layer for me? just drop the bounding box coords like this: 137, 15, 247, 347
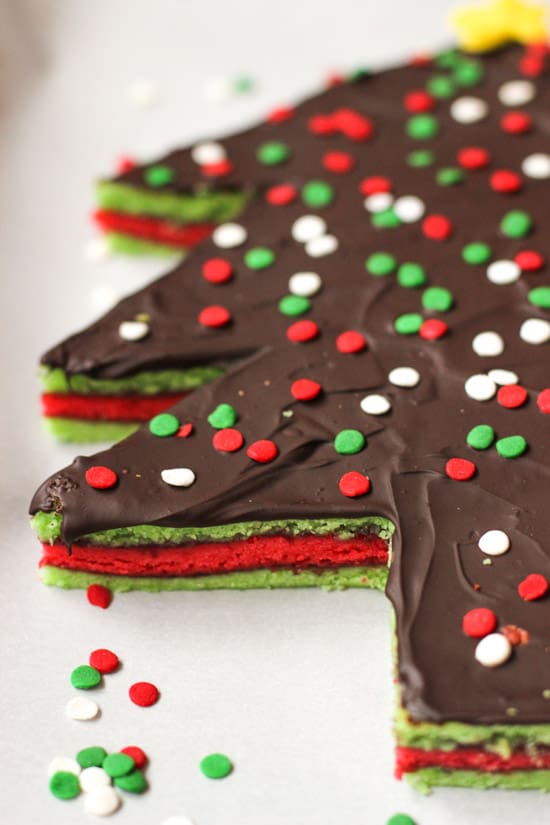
40, 365, 224, 396
43, 417, 139, 443
105, 232, 184, 256
406, 767, 550, 793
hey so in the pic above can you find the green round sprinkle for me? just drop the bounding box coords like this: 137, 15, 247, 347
454, 59, 484, 87
200, 753, 233, 779
103, 753, 136, 779
435, 49, 461, 69
366, 252, 397, 276
207, 403, 237, 429
348, 67, 370, 82
436, 167, 464, 186
234, 76, 254, 93
50, 771, 80, 801
394, 313, 423, 335
386, 814, 416, 825
278, 295, 311, 316
500, 210, 532, 239
426, 74, 456, 99
496, 435, 527, 459
77, 746, 108, 769
149, 412, 179, 437
256, 141, 290, 165
528, 286, 550, 309
407, 150, 434, 167
244, 247, 275, 270
467, 424, 495, 450
405, 114, 439, 140
422, 286, 454, 312
334, 429, 365, 455
371, 208, 401, 229
70, 665, 101, 690
397, 262, 427, 288
462, 242, 492, 265
144, 165, 174, 187
302, 180, 334, 207
115, 769, 147, 794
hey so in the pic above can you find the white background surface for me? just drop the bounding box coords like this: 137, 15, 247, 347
1, 1, 549, 823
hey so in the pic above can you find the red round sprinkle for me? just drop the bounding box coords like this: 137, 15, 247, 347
129, 681, 159, 707
86, 584, 112, 610
527, 42, 550, 57
246, 439, 278, 463
422, 214, 452, 241
322, 150, 355, 173
265, 183, 297, 206
445, 457, 476, 481
500, 110, 532, 135
359, 176, 392, 196
489, 169, 523, 194
537, 388, 550, 414
325, 72, 344, 88
116, 155, 136, 173
497, 384, 528, 409
419, 319, 448, 340
519, 54, 545, 77
290, 378, 322, 401
177, 423, 193, 438
266, 105, 295, 124
457, 146, 491, 170
202, 259, 233, 284
515, 249, 544, 272
198, 305, 231, 328
518, 573, 549, 601
462, 608, 497, 638
85, 466, 118, 490
336, 330, 367, 354
120, 746, 148, 769
212, 428, 244, 453
89, 648, 119, 674
409, 54, 432, 67
403, 89, 434, 112
339, 471, 371, 497
334, 109, 373, 141
201, 159, 233, 178
286, 320, 319, 343
308, 113, 336, 136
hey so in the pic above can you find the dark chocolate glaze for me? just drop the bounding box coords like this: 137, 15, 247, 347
33, 45, 550, 725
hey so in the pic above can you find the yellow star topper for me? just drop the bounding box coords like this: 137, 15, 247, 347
451, 0, 548, 52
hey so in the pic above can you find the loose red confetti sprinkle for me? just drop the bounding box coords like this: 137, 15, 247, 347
537, 388, 550, 414
129, 681, 160, 707
198, 305, 231, 328
457, 146, 491, 170
265, 183, 297, 206
85, 466, 118, 490
116, 155, 136, 173
120, 746, 148, 769
286, 319, 319, 342
519, 54, 545, 76
422, 214, 452, 241
497, 384, 528, 409
500, 110, 532, 135
359, 176, 392, 196
266, 105, 295, 124
462, 608, 497, 638
246, 439, 278, 463
420, 319, 448, 340
325, 72, 345, 88
308, 113, 336, 136
212, 428, 244, 453
490, 169, 523, 194
403, 89, 434, 112
336, 330, 367, 354
201, 159, 233, 177
177, 423, 193, 438
89, 648, 119, 674
202, 258, 233, 284
322, 150, 355, 173
87, 584, 112, 610
339, 471, 371, 497
445, 457, 476, 481
515, 249, 544, 272
290, 378, 322, 401
518, 573, 549, 601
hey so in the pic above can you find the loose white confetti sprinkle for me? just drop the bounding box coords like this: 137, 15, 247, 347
288, 271, 322, 297
475, 633, 512, 667
388, 367, 420, 388
212, 223, 247, 249
487, 368, 519, 386
191, 141, 227, 166
48, 757, 81, 777
161, 468, 196, 487
521, 152, 550, 179
128, 79, 158, 108
84, 237, 110, 263
83, 786, 121, 816
360, 394, 392, 415
118, 320, 149, 341
478, 529, 510, 556
291, 215, 327, 243
305, 234, 338, 258
520, 318, 550, 345
162, 817, 195, 825
65, 696, 99, 721
472, 331, 505, 357
80, 767, 112, 793
464, 374, 497, 401
393, 196, 425, 223
498, 79, 535, 106
364, 192, 394, 213
450, 96, 489, 124
486, 260, 521, 285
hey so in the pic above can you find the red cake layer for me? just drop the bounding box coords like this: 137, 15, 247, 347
40, 533, 389, 577
93, 209, 214, 248
41, 392, 186, 421
395, 746, 550, 777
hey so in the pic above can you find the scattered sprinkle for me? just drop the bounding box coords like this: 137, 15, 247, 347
71, 665, 102, 690
478, 529, 510, 556
360, 394, 391, 416
83, 786, 121, 816
85, 466, 118, 490
66, 696, 99, 721
246, 440, 278, 463
87, 584, 112, 609
200, 753, 233, 779
495, 435, 527, 458
50, 771, 80, 800
518, 573, 549, 601
445, 457, 476, 481
160, 468, 196, 487
475, 633, 512, 667
462, 607, 497, 638
89, 649, 119, 675
388, 366, 420, 388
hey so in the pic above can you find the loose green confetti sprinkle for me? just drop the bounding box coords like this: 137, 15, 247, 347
426, 74, 456, 98
496, 435, 527, 459
334, 429, 365, 455
114, 769, 147, 794
500, 210, 533, 239
528, 286, 550, 309
103, 753, 136, 779
467, 424, 495, 450
405, 114, 439, 140
302, 180, 334, 207
543, 689, 550, 699
407, 149, 435, 167
200, 753, 233, 779
233, 75, 254, 93
435, 49, 461, 69
348, 67, 370, 82
50, 771, 80, 801
144, 165, 174, 187
454, 59, 484, 86
278, 295, 311, 316
437, 167, 464, 186
149, 412, 179, 437
397, 262, 427, 288
244, 247, 275, 270
256, 141, 290, 165
365, 252, 397, 276
462, 242, 492, 265
386, 814, 416, 825
77, 746, 108, 769
70, 665, 101, 690
371, 208, 401, 228
208, 403, 237, 429
422, 286, 453, 312
483, 558, 493, 566
394, 313, 423, 335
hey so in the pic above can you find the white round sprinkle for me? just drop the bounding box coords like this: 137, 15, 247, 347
161, 468, 196, 487
478, 529, 510, 557
291, 215, 326, 243
162, 817, 195, 825
84, 786, 121, 816
486, 260, 521, 286
488, 368, 519, 386
305, 234, 338, 258
472, 331, 504, 357
498, 79, 535, 106
84, 236, 110, 263
393, 196, 425, 223
128, 79, 158, 108
191, 141, 227, 166
66, 696, 99, 721
118, 320, 149, 342
80, 767, 112, 793
288, 271, 322, 297
204, 75, 232, 102
212, 222, 247, 249
48, 757, 81, 777
475, 633, 512, 667
464, 374, 497, 401
450, 96, 488, 124
388, 367, 420, 388
364, 192, 394, 213
360, 394, 391, 415
520, 318, 550, 345
522, 152, 550, 180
